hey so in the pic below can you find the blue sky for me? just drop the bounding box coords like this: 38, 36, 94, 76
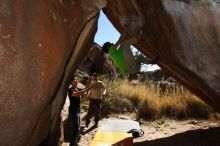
94, 11, 120, 45
94, 11, 160, 71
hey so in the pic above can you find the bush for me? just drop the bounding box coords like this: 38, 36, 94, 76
101, 98, 133, 117
160, 104, 187, 119
139, 99, 159, 119
83, 78, 216, 120
186, 100, 212, 119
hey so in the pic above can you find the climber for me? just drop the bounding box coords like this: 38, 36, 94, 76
68, 76, 92, 146
102, 26, 146, 78
102, 25, 159, 79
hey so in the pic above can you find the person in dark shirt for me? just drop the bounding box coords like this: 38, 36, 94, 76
68, 77, 91, 146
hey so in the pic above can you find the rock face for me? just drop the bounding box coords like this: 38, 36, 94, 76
103, 0, 220, 111
0, 0, 220, 146
78, 43, 121, 77
0, 0, 106, 146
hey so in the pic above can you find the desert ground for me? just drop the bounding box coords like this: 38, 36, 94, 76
61, 98, 220, 146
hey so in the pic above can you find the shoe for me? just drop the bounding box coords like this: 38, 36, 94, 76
93, 123, 98, 128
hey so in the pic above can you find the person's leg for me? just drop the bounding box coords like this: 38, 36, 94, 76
69, 112, 80, 146
94, 99, 102, 127
85, 99, 94, 127
122, 38, 139, 74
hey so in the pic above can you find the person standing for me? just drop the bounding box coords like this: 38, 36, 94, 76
85, 73, 106, 128
68, 77, 91, 146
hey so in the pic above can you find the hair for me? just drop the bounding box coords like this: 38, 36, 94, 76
71, 75, 77, 81
102, 42, 112, 54
92, 72, 98, 77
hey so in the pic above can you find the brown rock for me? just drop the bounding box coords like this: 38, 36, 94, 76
103, 0, 220, 111
0, 0, 106, 146
78, 43, 120, 77
0, 0, 220, 146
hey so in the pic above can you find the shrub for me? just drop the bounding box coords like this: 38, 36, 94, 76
186, 100, 212, 119
82, 78, 216, 120
139, 99, 159, 119
101, 98, 133, 117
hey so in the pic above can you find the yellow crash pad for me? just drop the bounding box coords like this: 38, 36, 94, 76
90, 130, 133, 146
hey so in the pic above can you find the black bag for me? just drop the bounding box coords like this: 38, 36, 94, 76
127, 129, 144, 138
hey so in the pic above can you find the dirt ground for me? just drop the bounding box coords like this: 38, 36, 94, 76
61, 99, 220, 146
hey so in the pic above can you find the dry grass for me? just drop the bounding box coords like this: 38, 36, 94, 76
100, 78, 215, 120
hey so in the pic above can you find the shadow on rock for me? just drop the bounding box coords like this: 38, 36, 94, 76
134, 127, 220, 146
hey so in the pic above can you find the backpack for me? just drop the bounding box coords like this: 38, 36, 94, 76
127, 129, 144, 138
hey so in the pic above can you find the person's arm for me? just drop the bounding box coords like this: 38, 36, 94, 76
113, 28, 129, 49
71, 85, 92, 97
101, 83, 107, 96
114, 35, 125, 49
101, 86, 107, 101
102, 88, 106, 96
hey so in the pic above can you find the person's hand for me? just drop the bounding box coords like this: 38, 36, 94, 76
113, 29, 129, 49
87, 84, 93, 89
87, 82, 94, 88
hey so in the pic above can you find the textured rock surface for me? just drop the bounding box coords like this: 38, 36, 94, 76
0, 0, 106, 146
78, 43, 120, 77
104, 0, 220, 111
0, 0, 220, 146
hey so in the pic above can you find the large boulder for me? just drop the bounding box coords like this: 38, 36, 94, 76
0, 0, 220, 146
0, 0, 106, 146
103, 0, 220, 111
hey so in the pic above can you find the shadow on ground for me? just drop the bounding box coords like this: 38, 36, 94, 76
81, 125, 97, 135
134, 127, 220, 146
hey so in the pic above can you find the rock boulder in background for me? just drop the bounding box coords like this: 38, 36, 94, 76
104, 0, 220, 111
0, 0, 220, 146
